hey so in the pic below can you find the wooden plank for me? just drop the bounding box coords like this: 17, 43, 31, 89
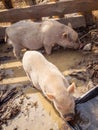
0, 0, 98, 22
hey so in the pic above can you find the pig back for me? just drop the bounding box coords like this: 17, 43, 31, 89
22, 51, 69, 88
41, 20, 66, 43
6, 21, 43, 49
23, 50, 61, 74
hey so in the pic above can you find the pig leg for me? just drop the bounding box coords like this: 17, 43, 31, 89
44, 45, 52, 55
13, 44, 22, 59
26, 72, 42, 91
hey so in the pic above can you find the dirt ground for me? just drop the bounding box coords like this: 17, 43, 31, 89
0, 26, 98, 130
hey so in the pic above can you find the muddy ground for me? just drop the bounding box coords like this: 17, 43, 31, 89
0, 26, 98, 130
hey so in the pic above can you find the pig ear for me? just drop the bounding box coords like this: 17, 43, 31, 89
46, 93, 55, 101
68, 22, 73, 28
62, 32, 67, 38
67, 82, 76, 94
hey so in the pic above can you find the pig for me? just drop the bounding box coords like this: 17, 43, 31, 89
22, 51, 75, 121
5, 20, 80, 59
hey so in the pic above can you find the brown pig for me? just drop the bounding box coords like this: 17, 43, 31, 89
22, 51, 75, 121
5, 20, 80, 59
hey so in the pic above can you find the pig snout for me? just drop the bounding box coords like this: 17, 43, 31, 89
66, 41, 80, 50
74, 38, 86, 50
60, 37, 80, 50
73, 42, 80, 49
63, 113, 75, 121
72, 40, 84, 50
72, 38, 82, 49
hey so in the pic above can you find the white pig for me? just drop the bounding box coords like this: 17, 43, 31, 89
22, 51, 75, 121
5, 20, 80, 59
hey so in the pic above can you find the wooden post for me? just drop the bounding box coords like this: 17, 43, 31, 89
0, 27, 6, 42
2, 0, 13, 9
82, 11, 94, 25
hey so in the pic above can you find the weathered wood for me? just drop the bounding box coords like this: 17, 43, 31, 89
0, 0, 98, 22
2, 0, 13, 9
0, 27, 6, 41
24, 0, 36, 5
82, 12, 94, 25
0, 15, 86, 41
58, 15, 86, 28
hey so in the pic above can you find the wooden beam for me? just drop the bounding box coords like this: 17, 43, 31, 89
0, 0, 98, 22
